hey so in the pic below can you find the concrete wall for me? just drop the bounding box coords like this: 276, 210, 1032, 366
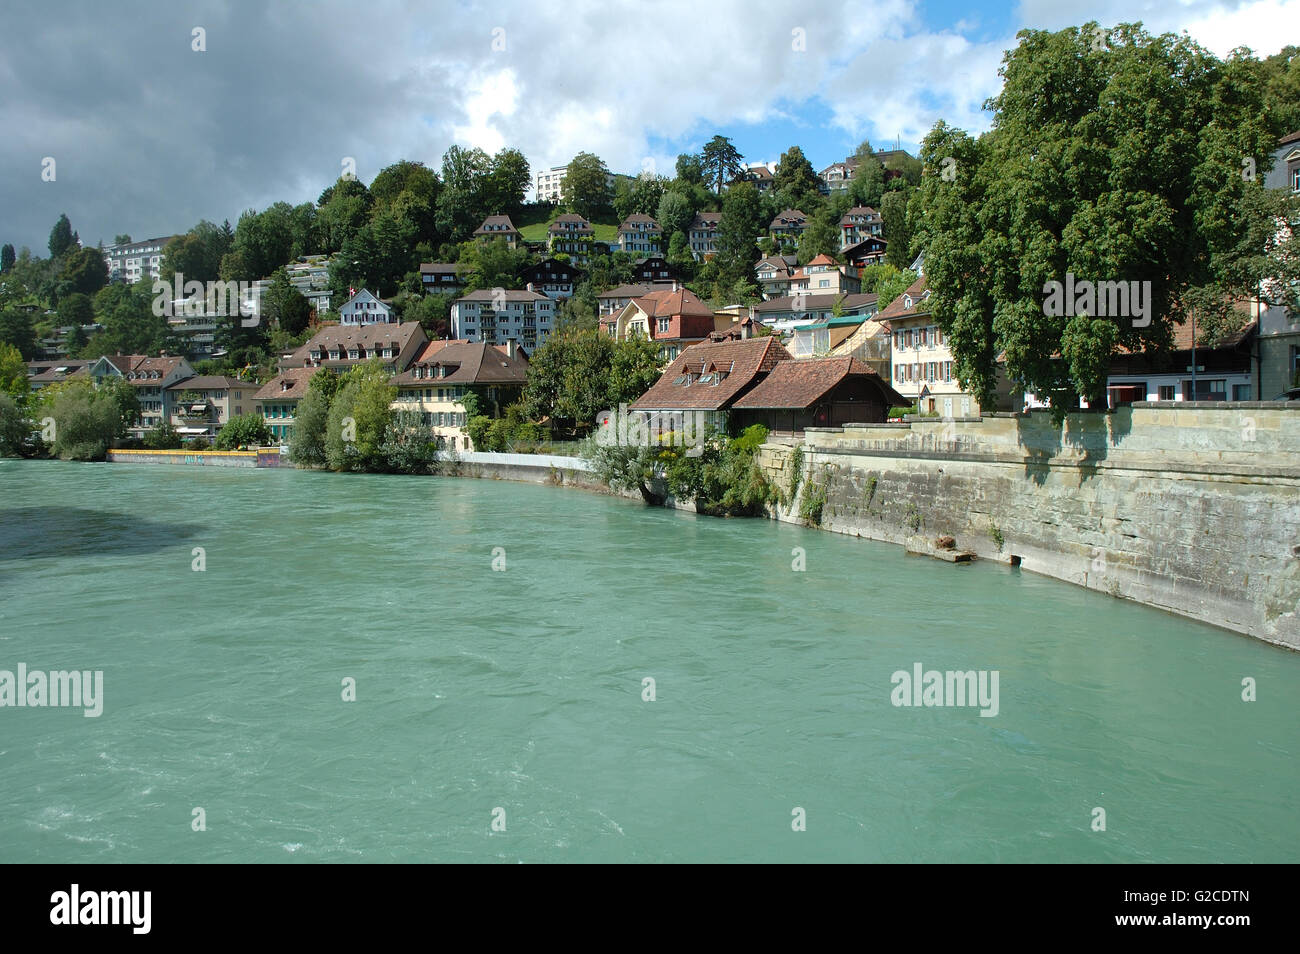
445, 453, 607, 491
107, 449, 260, 468
758, 404, 1300, 649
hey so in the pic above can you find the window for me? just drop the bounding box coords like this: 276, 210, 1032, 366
1158, 385, 1176, 401
1233, 384, 1251, 401
658, 318, 670, 333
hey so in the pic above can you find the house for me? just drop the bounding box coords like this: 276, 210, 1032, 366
1099, 311, 1257, 406
754, 255, 799, 300
26, 359, 94, 390
786, 316, 866, 359
280, 254, 334, 314
819, 161, 855, 194
82, 354, 195, 435
338, 289, 394, 325
731, 356, 907, 433
102, 236, 177, 284
166, 375, 258, 441
769, 209, 808, 246
688, 212, 722, 260
840, 206, 882, 247
598, 283, 669, 316
253, 367, 318, 443
1255, 129, 1300, 398
600, 287, 716, 362
881, 276, 980, 417
547, 213, 596, 264
285, 322, 427, 372
753, 291, 879, 333
828, 316, 893, 380
842, 236, 888, 268
450, 289, 556, 350
615, 214, 663, 255
390, 339, 530, 451
420, 263, 468, 298
473, 215, 521, 248
736, 162, 776, 193
521, 258, 581, 300
629, 335, 793, 433
632, 256, 677, 284
790, 254, 861, 296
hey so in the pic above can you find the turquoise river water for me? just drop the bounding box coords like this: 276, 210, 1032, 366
0, 459, 1296, 863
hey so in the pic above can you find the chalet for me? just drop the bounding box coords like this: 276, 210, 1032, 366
770, 210, 808, 245
842, 236, 888, 268
473, 215, 521, 249
632, 256, 677, 284
420, 263, 468, 297
389, 340, 530, 451
840, 206, 882, 247
521, 258, 581, 300
688, 212, 721, 260
547, 213, 596, 264
755, 255, 798, 300
731, 356, 907, 432
615, 214, 663, 255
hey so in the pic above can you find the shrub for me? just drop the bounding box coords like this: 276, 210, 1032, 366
215, 412, 272, 450
143, 421, 183, 450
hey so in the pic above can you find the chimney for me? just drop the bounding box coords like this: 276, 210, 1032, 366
506, 338, 517, 359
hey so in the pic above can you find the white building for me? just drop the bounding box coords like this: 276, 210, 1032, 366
339, 289, 394, 325
102, 236, 177, 284
451, 289, 557, 350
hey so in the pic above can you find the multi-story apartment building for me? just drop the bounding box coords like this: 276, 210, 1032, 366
285, 322, 427, 373
166, 375, 258, 441
614, 214, 662, 255
85, 353, 195, 436
769, 210, 808, 246
253, 367, 318, 444
473, 215, 521, 248
534, 165, 617, 203
789, 254, 862, 296
688, 212, 721, 260
390, 340, 531, 451
882, 276, 979, 416
547, 213, 596, 265
102, 236, 177, 284
451, 289, 557, 350
840, 206, 882, 247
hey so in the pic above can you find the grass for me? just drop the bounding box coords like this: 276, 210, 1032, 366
515, 208, 621, 244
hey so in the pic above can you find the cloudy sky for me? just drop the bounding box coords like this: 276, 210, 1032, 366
1, 0, 1294, 252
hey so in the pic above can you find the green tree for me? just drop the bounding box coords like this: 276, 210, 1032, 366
0, 392, 31, 457
461, 237, 531, 292
215, 412, 271, 449
437, 145, 493, 241
162, 220, 234, 285
562, 152, 614, 220
0, 308, 37, 359
716, 182, 764, 288
289, 384, 331, 467
656, 189, 694, 239
405, 292, 455, 339
701, 135, 744, 194
675, 153, 705, 186
316, 177, 374, 253
607, 335, 663, 407
261, 268, 312, 336
1, 244, 16, 273
59, 246, 110, 296
48, 214, 75, 259
0, 342, 27, 399
41, 379, 124, 460
773, 146, 821, 210
143, 419, 183, 449
482, 148, 531, 218
909, 23, 1295, 416
881, 190, 912, 268
325, 359, 396, 470
797, 208, 841, 264
57, 292, 95, 327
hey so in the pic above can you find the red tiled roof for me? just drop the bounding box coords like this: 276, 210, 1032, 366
390, 340, 529, 387
630, 287, 713, 319
876, 276, 930, 321
732, 356, 907, 409
253, 367, 319, 401
629, 336, 792, 411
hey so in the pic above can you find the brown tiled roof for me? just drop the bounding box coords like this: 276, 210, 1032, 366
284, 321, 426, 368
690, 212, 722, 229
619, 214, 661, 231
123, 356, 187, 385
770, 210, 807, 228
390, 340, 529, 387
1279, 130, 1300, 146
754, 292, 879, 314
420, 262, 463, 275
166, 375, 248, 391
598, 283, 659, 299
732, 356, 907, 409
630, 336, 792, 411
630, 287, 713, 319
253, 367, 318, 401
876, 276, 930, 321
548, 214, 593, 233
28, 359, 93, 383
474, 215, 518, 235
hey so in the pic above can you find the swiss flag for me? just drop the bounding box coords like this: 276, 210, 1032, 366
348, 286, 356, 297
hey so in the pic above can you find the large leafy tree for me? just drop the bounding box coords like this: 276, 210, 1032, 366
482, 148, 531, 218
325, 359, 396, 471
701, 135, 744, 194
0, 342, 27, 399
162, 220, 233, 285
437, 145, 493, 241
0, 308, 37, 359
773, 146, 822, 211
261, 268, 312, 336
224, 203, 295, 280
797, 208, 841, 264
562, 152, 613, 220
215, 412, 272, 449
881, 190, 912, 268
715, 182, 764, 289
910, 23, 1298, 416
370, 159, 442, 247
58, 245, 110, 297
316, 177, 374, 253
